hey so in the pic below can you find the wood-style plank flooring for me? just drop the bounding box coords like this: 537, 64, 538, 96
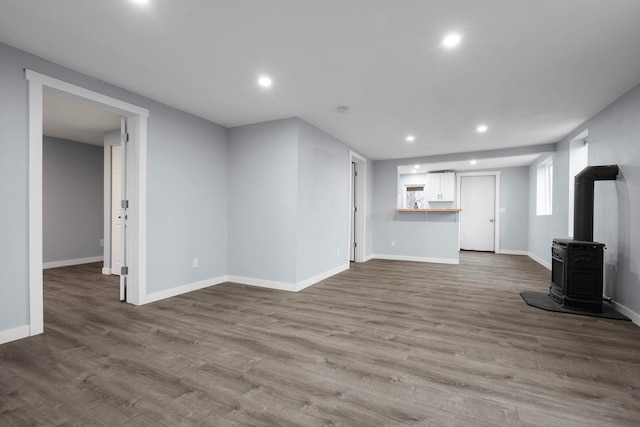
1, 253, 640, 426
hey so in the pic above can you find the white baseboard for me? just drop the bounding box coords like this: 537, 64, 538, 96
370, 254, 459, 265
296, 263, 350, 291
145, 276, 227, 304
527, 252, 551, 270
226, 275, 298, 292
611, 301, 640, 327
228, 264, 351, 293
363, 254, 375, 262
498, 249, 529, 256
0, 325, 30, 345
43, 256, 104, 269
102, 267, 111, 275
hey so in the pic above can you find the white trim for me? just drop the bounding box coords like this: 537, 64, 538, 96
457, 171, 501, 253
227, 275, 298, 292
102, 267, 111, 275
528, 252, 552, 270
228, 264, 351, 293
145, 276, 227, 304
370, 254, 459, 265
28, 75, 44, 336
296, 264, 350, 291
0, 325, 31, 345
43, 256, 104, 269
611, 301, 640, 327
349, 150, 367, 263
26, 69, 149, 338
364, 254, 375, 262
497, 250, 529, 256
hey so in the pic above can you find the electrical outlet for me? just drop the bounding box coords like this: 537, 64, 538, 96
391, 241, 395, 247
193, 258, 199, 268
100, 239, 104, 247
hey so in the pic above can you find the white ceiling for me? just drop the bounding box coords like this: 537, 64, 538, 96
2, 0, 640, 160
397, 153, 545, 175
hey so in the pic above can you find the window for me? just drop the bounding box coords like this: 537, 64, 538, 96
536, 156, 553, 216
406, 185, 424, 209
568, 135, 588, 236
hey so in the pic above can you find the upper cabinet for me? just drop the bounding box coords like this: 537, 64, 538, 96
426, 172, 455, 201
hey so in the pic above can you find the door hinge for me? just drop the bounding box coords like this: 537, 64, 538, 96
354, 206, 358, 212
354, 171, 358, 177
121, 132, 129, 143
121, 266, 128, 275
354, 242, 358, 248
121, 200, 129, 209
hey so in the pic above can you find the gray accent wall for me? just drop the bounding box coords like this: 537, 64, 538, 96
43, 136, 104, 263
529, 82, 640, 316
0, 42, 229, 331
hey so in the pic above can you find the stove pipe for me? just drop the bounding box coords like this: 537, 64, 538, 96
573, 165, 619, 241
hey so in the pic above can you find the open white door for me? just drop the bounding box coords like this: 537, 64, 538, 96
460, 175, 495, 251
111, 144, 123, 277
118, 117, 128, 301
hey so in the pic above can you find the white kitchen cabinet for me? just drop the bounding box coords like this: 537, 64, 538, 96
426, 172, 455, 201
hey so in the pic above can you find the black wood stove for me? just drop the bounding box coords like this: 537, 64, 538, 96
549, 165, 619, 313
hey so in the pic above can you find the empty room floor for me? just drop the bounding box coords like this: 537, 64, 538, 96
1, 253, 639, 426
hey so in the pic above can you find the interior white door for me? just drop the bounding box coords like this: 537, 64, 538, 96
460, 175, 495, 251
118, 117, 128, 301
111, 144, 123, 277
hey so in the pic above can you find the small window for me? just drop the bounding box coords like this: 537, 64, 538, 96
536, 156, 553, 216
406, 186, 424, 209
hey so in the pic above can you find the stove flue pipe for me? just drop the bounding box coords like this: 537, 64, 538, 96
573, 165, 619, 241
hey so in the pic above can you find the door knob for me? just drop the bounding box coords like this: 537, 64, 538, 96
489, 219, 494, 222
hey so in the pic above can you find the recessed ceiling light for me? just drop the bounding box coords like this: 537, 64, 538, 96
412, 170, 417, 174
476, 125, 488, 133
414, 165, 420, 168
406, 135, 415, 142
258, 76, 272, 88
131, 0, 149, 4
337, 106, 350, 114
443, 33, 462, 48
470, 160, 477, 165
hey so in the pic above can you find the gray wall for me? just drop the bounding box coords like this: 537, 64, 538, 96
497, 167, 529, 252
297, 120, 350, 282
529, 82, 640, 315
43, 136, 104, 263
0, 42, 229, 331
228, 118, 351, 284
228, 119, 299, 283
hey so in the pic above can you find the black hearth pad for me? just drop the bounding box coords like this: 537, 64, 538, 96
520, 291, 630, 321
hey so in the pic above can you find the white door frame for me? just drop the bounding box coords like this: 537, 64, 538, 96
26, 70, 149, 336
456, 171, 501, 253
348, 150, 367, 263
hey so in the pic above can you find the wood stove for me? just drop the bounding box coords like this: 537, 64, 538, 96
550, 239, 604, 312
549, 165, 618, 313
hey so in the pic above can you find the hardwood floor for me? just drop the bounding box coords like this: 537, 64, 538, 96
1, 253, 640, 426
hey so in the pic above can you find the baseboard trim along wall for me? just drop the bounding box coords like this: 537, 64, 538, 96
102, 267, 111, 275
498, 249, 529, 256
611, 301, 640, 327
0, 325, 30, 345
43, 256, 104, 270
229, 263, 351, 293
145, 276, 228, 304
528, 252, 551, 270
370, 254, 459, 265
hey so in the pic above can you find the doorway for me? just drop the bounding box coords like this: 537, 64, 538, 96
349, 151, 366, 263
458, 172, 500, 252
27, 70, 149, 336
